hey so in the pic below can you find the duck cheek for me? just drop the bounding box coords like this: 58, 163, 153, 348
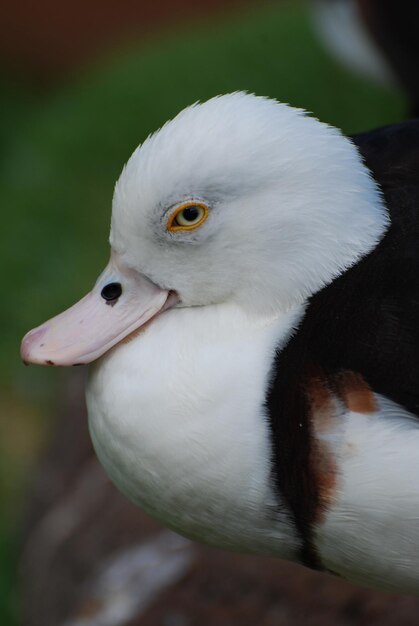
20, 277, 170, 367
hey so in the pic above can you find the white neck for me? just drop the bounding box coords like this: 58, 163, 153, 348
86, 302, 303, 557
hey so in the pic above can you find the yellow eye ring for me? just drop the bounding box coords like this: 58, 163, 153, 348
167, 202, 209, 232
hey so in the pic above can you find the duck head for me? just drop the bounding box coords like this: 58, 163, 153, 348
21, 92, 388, 366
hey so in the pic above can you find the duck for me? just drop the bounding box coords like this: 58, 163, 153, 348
21, 92, 419, 594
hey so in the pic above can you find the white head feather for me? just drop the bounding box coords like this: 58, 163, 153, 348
111, 92, 388, 314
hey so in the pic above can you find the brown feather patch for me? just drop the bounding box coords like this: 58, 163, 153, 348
305, 375, 339, 522
335, 370, 377, 414
304, 369, 377, 522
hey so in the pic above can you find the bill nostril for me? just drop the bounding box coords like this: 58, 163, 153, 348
101, 282, 122, 302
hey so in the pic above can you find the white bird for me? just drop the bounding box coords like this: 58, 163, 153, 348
21, 93, 419, 594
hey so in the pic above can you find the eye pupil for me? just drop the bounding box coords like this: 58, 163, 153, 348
101, 282, 122, 302
182, 206, 200, 222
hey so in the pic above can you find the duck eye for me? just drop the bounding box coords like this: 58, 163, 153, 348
167, 202, 209, 232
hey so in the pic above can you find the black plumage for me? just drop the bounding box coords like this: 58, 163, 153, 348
266, 118, 419, 568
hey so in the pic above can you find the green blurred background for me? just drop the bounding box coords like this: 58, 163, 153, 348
0, 0, 404, 622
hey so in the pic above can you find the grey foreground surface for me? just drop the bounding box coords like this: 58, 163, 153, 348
20, 371, 419, 626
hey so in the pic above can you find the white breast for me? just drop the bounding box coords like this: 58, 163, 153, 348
86, 302, 302, 557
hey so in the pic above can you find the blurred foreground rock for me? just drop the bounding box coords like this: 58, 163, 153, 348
20, 371, 419, 626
